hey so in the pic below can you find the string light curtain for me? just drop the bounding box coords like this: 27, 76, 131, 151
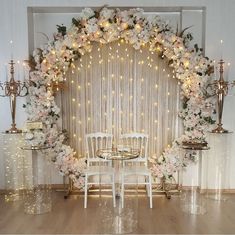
61, 40, 181, 158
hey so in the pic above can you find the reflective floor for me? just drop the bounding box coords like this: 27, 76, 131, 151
1, 190, 235, 234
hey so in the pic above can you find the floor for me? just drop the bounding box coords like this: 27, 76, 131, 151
1, 191, 235, 234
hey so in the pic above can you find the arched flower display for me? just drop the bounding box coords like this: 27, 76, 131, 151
25, 7, 215, 188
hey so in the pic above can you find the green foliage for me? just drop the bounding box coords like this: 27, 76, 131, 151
56, 24, 67, 36
204, 116, 216, 124
72, 18, 80, 27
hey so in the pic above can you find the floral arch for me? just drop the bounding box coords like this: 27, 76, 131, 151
25, 7, 215, 188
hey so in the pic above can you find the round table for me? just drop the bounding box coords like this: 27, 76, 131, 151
96, 148, 140, 234
96, 148, 140, 160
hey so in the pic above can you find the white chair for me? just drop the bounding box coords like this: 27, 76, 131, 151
84, 132, 116, 208
120, 133, 153, 208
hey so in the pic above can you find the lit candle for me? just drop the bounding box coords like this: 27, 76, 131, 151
22, 62, 26, 81
5, 63, 8, 82
226, 62, 230, 81
213, 60, 217, 80
10, 40, 13, 60
220, 39, 223, 59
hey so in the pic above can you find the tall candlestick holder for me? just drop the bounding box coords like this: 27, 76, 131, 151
210, 59, 235, 133
0, 60, 28, 133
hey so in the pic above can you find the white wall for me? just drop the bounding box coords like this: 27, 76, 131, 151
0, 0, 235, 189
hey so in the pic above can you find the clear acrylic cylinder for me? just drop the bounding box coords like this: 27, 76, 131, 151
2, 133, 25, 202
180, 148, 207, 215
206, 133, 232, 201
23, 147, 52, 214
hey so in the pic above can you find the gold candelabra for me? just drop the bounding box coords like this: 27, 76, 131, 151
0, 60, 28, 133
210, 59, 235, 133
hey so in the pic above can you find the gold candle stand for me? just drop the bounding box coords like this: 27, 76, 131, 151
0, 60, 28, 133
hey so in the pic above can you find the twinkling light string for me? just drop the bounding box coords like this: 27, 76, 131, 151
60, 40, 180, 159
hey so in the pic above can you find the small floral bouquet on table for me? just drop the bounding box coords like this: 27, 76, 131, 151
24, 121, 46, 148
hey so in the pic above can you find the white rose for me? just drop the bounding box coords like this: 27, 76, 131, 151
25, 133, 34, 140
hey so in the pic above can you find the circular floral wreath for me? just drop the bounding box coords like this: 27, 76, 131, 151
24, 7, 215, 188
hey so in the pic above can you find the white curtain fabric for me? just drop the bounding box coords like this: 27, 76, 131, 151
60, 40, 181, 159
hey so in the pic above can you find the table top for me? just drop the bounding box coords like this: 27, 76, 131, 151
181, 145, 210, 151
96, 148, 140, 160
20, 145, 52, 150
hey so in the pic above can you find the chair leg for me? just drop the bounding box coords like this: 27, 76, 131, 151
146, 176, 150, 197
149, 175, 153, 209
112, 173, 116, 207
84, 174, 88, 208
121, 174, 124, 208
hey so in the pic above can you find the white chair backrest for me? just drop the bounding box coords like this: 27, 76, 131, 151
85, 132, 113, 166
120, 133, 148, 164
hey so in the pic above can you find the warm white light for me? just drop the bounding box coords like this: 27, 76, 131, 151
121, 22, 128, 30
72, 98, 76, 102
135, 24, 141, 31
102, 21, 110, 28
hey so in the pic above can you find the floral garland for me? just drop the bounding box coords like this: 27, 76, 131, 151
24, 7, 215, 187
